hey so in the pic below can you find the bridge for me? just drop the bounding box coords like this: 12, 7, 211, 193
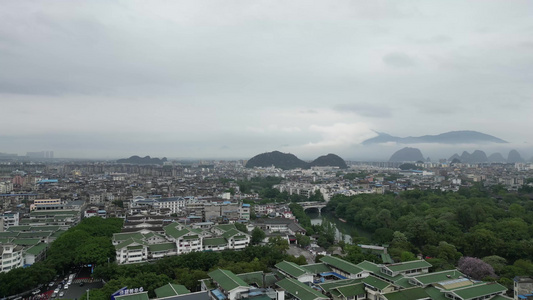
300, 201, 327, 215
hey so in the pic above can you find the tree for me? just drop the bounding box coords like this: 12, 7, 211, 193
268, 236, 289, 252
400, 251, 417, 262
458, 257, 497, 280
295, 234, 311, 247
251, 227, 266, 245
482, 255, 507, 274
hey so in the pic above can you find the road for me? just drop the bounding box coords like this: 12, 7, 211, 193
287, 245, 315, 264
26, 267, 103, 300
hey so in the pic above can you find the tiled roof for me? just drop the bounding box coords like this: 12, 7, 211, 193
451, 282, 506, 300
318, 278, 363, 293
148, 242, 176, 252
412, 269, 465, 285
25, 242, 48, 255
300, 263, 332, 274
154, 283, 190, 298
275, 261, 309, 278
276, 278, 329, 300
385, 260, 432, 272
320, 255, 363, 275
383, 287, 429, 300
335, 283, 366, 298
236, 271, 277, 287
208, 269, 248, 292
363, 275, 391, 291
12, 238, 40, 246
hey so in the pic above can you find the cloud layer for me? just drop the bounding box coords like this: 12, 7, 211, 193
1, 0, 532, 159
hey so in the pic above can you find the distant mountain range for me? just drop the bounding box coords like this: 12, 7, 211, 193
117, 155, 168, 165
363, 130, 507, 145
245, 151, 347, 170
449, 149, 524, 163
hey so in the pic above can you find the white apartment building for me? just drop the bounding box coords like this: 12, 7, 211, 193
0, 242, 24, 273
1, 212, 19, 231
157, 197, 186, 214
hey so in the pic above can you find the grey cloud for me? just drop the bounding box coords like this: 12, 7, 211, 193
383, 52, 416, 68
0, 0, 532, 158
406, 34, 452, 44
334, 104, 392, 118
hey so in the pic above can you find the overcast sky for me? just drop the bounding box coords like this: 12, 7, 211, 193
1, 0, 532, 160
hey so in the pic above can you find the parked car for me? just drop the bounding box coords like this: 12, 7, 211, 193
32, 290, 41, 295
49, 282, 54, 287
79, 282, 84, 287
64, 284, 69, 290
59, 292, 64, 298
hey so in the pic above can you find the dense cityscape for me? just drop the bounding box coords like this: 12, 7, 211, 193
1, 151, 533, 300
2, 1, 533, 300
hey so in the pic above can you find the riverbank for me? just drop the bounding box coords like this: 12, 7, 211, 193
306, 211, 373, 243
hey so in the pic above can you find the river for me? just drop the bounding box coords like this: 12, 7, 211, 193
306, 211, 373, 244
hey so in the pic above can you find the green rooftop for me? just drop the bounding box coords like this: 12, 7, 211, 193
275, 261, 309, 278
164, 224, 194, 239
30, 225, 61, 231
208, 269, 249, 291
357, 260, 380, 273
236, 271, 278, 288
215, 224, 237, 232
385, 260, 432, 273
318, 278, 363, 293
335, 283, 366, 298
113, 232, 144, 242
12, 238, 40, 246
222, 228, 242, 239
25, 243, 48, 255
7, 225, 31, 232
383, 287, 429, 300
203, 237, 228, 246
451, 282, 506, 300
154, 283, 190, 298
17, 231, 52, 238
413, 269, 465, 286
51, 230, 66, 238
276, 278, 329, 300
148, 243, 176, 252
424, 286, 447, 300
0, 232, 18, 238
300, 263, 332, 274
394, 277, 414, 288
363, 276, 391, 291
320, 255, 363, 275
115, 238, 148, 250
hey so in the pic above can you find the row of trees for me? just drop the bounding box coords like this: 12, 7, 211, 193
0, 217, 124, 297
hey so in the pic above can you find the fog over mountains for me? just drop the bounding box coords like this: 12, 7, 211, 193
390, 148, 527, 163
363, 130, 508, 145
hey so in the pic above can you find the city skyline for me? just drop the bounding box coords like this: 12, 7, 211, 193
1, 1, 532, 159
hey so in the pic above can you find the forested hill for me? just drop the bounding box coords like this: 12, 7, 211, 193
310, 153, 348, 169
245, 151, 348, 169
325, 186, 533, 281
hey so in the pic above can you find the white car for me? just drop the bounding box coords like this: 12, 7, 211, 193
64, 284, 69, 290
59, 292, 65, 298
